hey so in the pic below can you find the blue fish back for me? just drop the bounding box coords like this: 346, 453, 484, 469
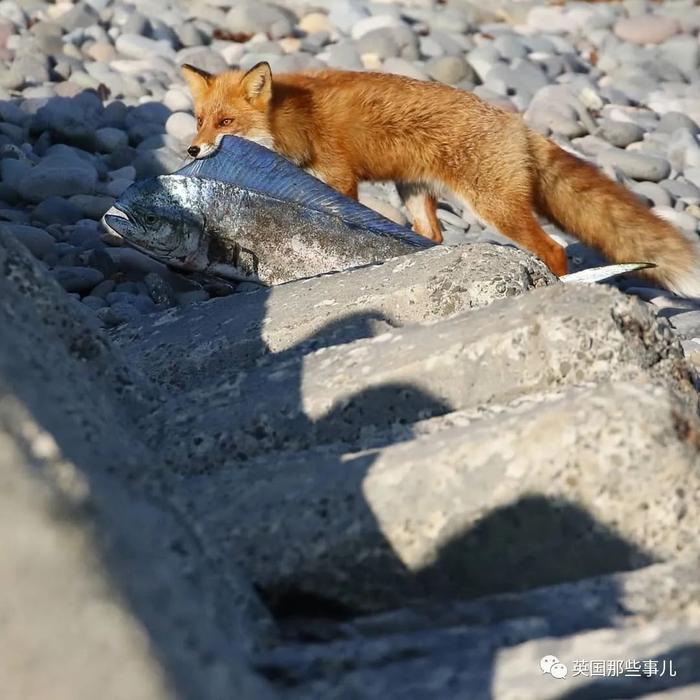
177, 136, 434, 249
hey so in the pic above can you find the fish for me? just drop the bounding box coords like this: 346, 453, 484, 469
102, 135, 433, 285
560, 262, 655, 285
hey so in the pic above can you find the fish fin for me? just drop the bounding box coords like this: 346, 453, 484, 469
560, 262, 655, 285
178, 136, 433, 249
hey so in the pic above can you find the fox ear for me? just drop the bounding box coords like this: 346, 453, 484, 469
241, 62, 272, 105
181, 64, 213, 100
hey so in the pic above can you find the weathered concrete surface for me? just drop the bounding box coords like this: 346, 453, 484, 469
113, 243, 554, 385
177, 382, 700, 612
0, 231, 274, 700
255, 556, 700, 699
138, 283, 691, 471
291, 554, 700, 641
269, 610, 700, 700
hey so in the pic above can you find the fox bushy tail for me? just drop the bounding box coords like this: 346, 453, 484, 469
530, 132, 700, 297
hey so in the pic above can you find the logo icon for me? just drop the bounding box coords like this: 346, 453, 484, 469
541, 655, 568, 679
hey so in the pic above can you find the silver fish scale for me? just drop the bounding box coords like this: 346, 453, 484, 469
176, 177, 422, 285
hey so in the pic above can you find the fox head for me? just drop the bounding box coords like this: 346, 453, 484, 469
181, 62, 274, 158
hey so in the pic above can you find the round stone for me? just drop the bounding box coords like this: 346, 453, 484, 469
598, 149, 671, 182
425, 55, 473, 85
613, 15, 679, 45
165, 112, 196, 141
53, 266, 104, 293
95, 127, 129, 153
598, 119, 645, 148
298, 12, 332, 35
2, 223, 55, 258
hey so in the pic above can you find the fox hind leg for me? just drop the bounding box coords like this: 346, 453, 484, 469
397, 182, 443, 243
463, 191, 568, 276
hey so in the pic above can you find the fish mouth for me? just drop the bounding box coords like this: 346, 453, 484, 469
103, 205, 194, 266
102, 204, 140, 241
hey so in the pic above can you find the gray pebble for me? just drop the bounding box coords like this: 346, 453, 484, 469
667, 127, 700, 172
144, 272, 177, 305
425, 7, 472, 35
90, 279, 117, 298
177, 47, 228, 75
163, 89, 191, 113
0, 54, 49, 90
129, 122, 166, 146
137, 133, 178, 152
493, 35, 527, 61
0, 101, 27, 126
53, 265, 105, 294
598, 149, 671, 182
323, 42, 363, 70
1, 223, 55, 258
68, 194, 114, 221
97, 301, 142, 326
120, 12, 151, 37
33, 197, 83, 225
225, 1, 295, 40
666, 309, 700, 336
355, 26, 418, 61
95, 127, 129, 153
328, 0, 369, 34
684, 167, 700, 190
106, 291, 139, 306
82, 295, 106, 310
466, 45, 501, 82
630, 181, 672, 208
114, 281, 139, 295
1, 158, 34, 197
86, 249, 118, 276
598, 119, 644, 148
173, 22, 205, 49
106, 247, 164, 274
658, 35, 700, 78
436, 208, 467, 229
657, 111, 699, 135
0, 207, 29, 224
104, 178, 132, 198
18, 162, 98, 203
115, 34, 175, 60
56, 2, 100, 31
660, 178, 700, 200
300, 31, 329, 54
549, 116, 587, 139
425, 55, 473, 85
652, 205, 698, 233
107, 146, 137, 171
382, 58, 427, 81
132, 147, 184, 179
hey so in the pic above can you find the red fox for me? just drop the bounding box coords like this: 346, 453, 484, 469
182, 61, 700, 296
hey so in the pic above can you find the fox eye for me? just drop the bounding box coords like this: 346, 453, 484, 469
196, 116, 203, 128
219, 118, 233, 127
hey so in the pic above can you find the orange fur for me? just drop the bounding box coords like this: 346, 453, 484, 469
182, 63, 700, 295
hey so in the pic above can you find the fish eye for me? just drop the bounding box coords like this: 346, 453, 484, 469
219, 118, 234, 127
144, 213, 158, 226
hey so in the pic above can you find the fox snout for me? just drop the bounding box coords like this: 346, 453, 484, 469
186, 138, 219, 159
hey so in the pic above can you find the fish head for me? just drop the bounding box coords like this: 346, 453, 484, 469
181, 62, 275, 158
103, 176, 210, 271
